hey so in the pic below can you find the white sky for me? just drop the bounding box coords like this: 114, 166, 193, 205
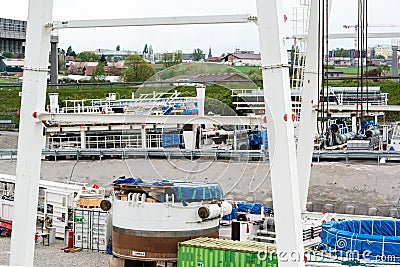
1, 0, 399, 55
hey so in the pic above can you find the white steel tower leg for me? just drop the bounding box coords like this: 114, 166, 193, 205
9, 0, 53, 266
297, 0, 332, 211
256, 1, 304, 266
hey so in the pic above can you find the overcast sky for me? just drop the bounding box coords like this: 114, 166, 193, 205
1, 0, 399, 55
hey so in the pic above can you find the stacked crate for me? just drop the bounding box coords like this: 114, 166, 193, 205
79, 186, 105, 208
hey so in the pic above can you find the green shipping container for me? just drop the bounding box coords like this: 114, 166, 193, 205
178, 237, 278, 267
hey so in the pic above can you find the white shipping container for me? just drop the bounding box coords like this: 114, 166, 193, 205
74, 208, 111, 252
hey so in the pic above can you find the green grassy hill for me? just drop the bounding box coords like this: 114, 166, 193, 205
1, 79, 400, 126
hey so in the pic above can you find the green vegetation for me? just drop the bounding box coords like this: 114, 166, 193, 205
161, 51, 183, 68
122, 55, 156, 82
1, 52, 15, 58
74, 51, 100, 62
90, 63, 106, 82
231, 66, 260, 75
334, 48, 350, 57
337, 66, 400, 75
66, 46, 76, 57
192, 48, 203, 62
0, 78, 20, 85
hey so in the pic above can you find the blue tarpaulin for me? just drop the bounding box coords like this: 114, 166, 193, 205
182, 109, 198, 115
173, 183, 223, 202
222, 203, 271, 220
237, 203, 263, 214
112, 177, 144, 185
320, 220, 400, 262
162, 134, 181, 147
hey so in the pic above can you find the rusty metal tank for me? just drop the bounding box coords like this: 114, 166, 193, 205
106, 178, 231, 263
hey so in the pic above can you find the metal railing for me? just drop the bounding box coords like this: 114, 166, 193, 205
0, 148, 268, 161
2, 148, 400, 162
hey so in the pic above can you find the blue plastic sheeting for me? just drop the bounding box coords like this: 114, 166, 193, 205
112, 177, 144, 185
173, 183, 223, 202
320, 220, 400, 262
162, 134, 181, 147
237, 203, 263, 214
182, 109, 198, 115
222, 203, 271, 220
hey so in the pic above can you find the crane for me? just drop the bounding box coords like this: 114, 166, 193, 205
10, 1, 305, 267
342, 24, 400, 54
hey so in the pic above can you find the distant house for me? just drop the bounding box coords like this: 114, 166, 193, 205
68, 62, 98, 76
222, 50, 261, 66
327, 57, 352, 67
324, 69, 343, 78
0, 59, 24, 75
370, 59, 387, 66
65, 56, 75, 68
104, 62, 124, 76
205, 56, 224, 63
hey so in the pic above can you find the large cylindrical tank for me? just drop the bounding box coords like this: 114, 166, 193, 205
111, 180, 224, 262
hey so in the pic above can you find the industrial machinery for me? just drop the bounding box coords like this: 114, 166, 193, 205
104, 177, 231, 266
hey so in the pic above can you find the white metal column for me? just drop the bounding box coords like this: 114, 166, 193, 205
141, 125, 147, 149
256, 1, 304, 266
9, 0, 53, 265
297, 0, 332, 211
80, 127, 87, 149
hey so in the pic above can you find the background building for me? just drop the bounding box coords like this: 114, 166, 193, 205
0, 18, 26, 55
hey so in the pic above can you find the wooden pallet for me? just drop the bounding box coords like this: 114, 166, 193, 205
79, 205, 99, 209
79, 197, 102, 208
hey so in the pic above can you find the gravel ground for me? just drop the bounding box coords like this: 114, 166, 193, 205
0, 237, 110, 267
0, 132, 18, 150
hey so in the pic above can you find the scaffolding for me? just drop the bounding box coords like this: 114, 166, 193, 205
290, 0, 311, 92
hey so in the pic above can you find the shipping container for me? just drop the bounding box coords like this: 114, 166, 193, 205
178, 237, 278, 267
74, 208, 111, 251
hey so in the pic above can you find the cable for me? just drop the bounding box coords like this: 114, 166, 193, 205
69, 160, 78, 181
124, 159, 134, 177
365, 0, 369, 114
324, 0, 330, 124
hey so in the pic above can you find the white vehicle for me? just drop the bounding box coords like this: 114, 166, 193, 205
172, 79, 197, 87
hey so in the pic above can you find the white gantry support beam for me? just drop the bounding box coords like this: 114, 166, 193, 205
37, 113, 266, 127
292, 32, 400, 40
329, 32, 400, 39
9, 0, 53, 266
256, 1, 304, 266
51, 14, 257, 29
297, 0, 332, 212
